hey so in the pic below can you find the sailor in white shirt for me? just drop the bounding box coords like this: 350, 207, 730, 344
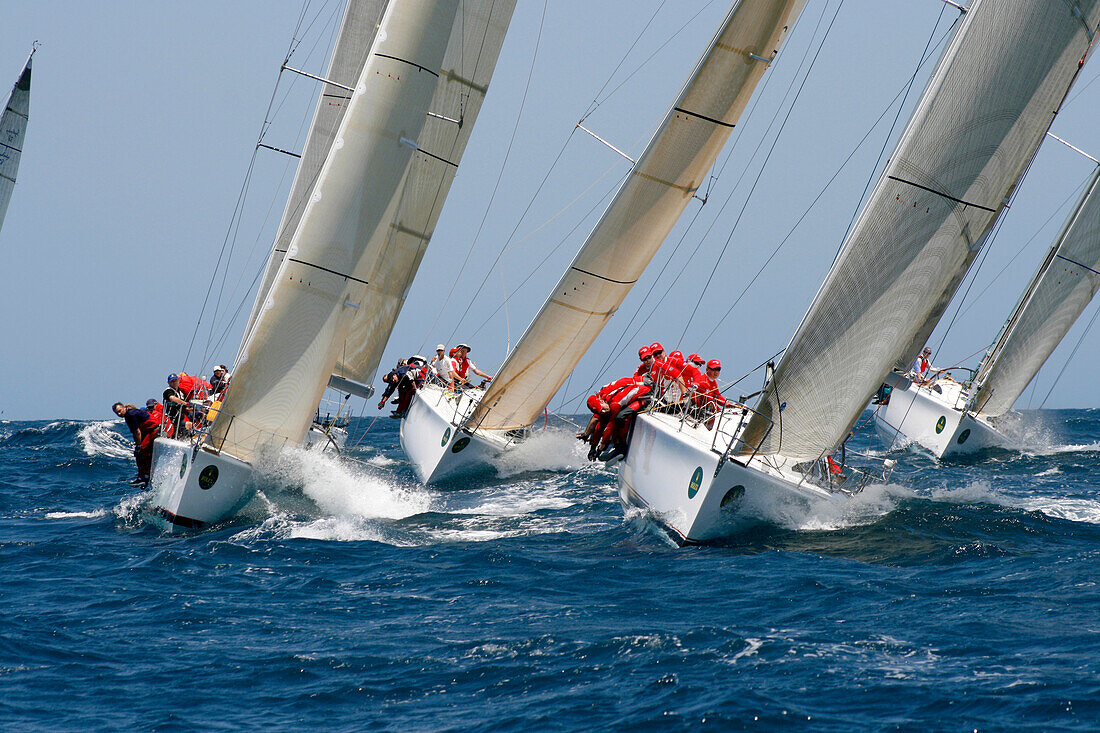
430, 344, 453, 388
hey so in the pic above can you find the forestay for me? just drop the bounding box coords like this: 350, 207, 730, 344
0, 50, 32, 235
465, 0, 808, 432
242, 0, 388, 346
971, 166, 1100, 417
333, 0, 518, 386
742, 0, 1100, 461
210, 0, 459, 462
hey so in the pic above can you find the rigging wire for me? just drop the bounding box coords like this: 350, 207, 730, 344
420, 0, 552, 351
1038, 297, 1100, 408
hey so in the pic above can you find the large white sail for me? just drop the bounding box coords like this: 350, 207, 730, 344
465, 0, 807, 432
242, 0, 388, 345
971, 167, 1100, 416
334, 0, 517, 385
210, 0, 460, 462
0, 50, 32, 235
742, 0, 1099, 461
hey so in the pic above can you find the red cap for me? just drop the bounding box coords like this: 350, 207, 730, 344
688, 353, 703, 364
667, 351, 684, 369
707, 359, 722, 371
668, 350, 683, 361
649, 342, 663, 354
638, 346, 652, 360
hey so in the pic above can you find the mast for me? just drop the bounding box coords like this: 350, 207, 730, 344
969, 165, 1100, 416
0, 46, 34, 235
740, 0, 1100, 461
464, 0, 808, 433
209, 0, 461, 462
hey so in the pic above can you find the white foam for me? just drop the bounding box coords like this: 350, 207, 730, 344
79, 420, 133, 459
786, 482, 911, 531
488, 428, 588, 477
44, 508, 110, 520
257, 447, 432, 521
1022, 497, 1100, 524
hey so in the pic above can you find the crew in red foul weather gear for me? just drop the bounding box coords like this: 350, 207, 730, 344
579, 376, 637, 444
635, 346, 655, 379
595, 379, 652, 462
681, 354, 704, 392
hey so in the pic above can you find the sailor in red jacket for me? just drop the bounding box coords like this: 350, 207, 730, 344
579, 375, 638, 444
681, 354, 705, 394
594, 378, 652, 462
634, 345, 655, 378
112, 402, 160, 485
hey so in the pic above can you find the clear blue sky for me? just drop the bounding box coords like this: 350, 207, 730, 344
4, 0, 1100, 421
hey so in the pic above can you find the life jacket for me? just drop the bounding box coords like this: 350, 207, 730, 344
452, 356, 470, 380
598, 376, 638, 401
178, 372, 212, 399
827, 456, 843, 474
139, 410, 160, 433
147, 402, 164, 426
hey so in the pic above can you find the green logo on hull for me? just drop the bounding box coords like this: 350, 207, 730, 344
198, 465, 219, 490
688, 467, 704, 499
935, 416, 946, 434
957, 428, 971, 445
442, 427, 451, 447
180, 454, 188, 478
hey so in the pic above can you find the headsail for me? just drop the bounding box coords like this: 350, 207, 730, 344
970, 166, 1100, 416
742, 0, 1100, 461
242, 0, 388, 347
210, 0, 461, 462
333, 0, 518, 386
465, 0, 808, 432
0, 48, 33, 235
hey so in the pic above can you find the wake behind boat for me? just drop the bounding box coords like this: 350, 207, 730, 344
147, 0, 517, 530
620, 0, 1100, 543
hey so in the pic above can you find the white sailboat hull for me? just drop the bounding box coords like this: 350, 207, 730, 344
400, 384, 506, 484
873, 375, 1007, 458
146, 438, 257, 531
619, 412, 839, 543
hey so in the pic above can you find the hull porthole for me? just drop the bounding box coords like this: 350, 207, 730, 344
957, 428, 971, 445
451, 436, 471, 453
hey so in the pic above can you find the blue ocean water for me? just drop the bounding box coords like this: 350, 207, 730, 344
3, 410, 1100, 730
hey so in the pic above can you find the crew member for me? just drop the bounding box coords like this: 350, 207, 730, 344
912, 346, 936, 384
377, 358, 408, 409
451, 343, 493, 388
112, 402, 160, 486
163, 374, 193, 437
593, 378, 652, 462
430, 344, 453, 389
694, 359, 732, 428
393, 356, 428, 418
634, 346, 655, 378
681, 354, 705, 394
655, 350, 688, 404
587, 375, 646, 460
209, 365, 231, 397
579, 375, 638, 444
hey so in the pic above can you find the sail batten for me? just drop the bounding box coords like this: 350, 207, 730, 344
970, 166, 1100, 416
464, 0, 809, 433
0, 50, 33, 235
740, 0, 1100, 461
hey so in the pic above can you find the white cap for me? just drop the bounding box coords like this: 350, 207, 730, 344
436, 344, 445, 351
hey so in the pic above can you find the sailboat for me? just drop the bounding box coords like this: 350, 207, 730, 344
400, 0, 809, 484
874, 161, 1100, 458
146, 0, 517, 530
617, 0, 1100, 543
0, 45, 34, 236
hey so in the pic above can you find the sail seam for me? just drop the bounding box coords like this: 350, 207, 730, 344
673, 106, 735, 128
0, 141, 22, 154
375, 53, 440, 77
287, 257, 370, 286
391, 222, 431, 241
569, 266, 637, 285
0, 172, 14, 184
1055, 253, 1100, 277
633, 168, 696, 193
548, 298, 618, 317
4, 107, 27, 120
887, 175, 996, 212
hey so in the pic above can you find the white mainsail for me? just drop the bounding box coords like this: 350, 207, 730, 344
242, 0, 388, 344
0, 49, 32, 235
970, 166, 1100, 416
741, 0, 1100, 461
334, 0, 517, 385
210, 0, 461, 462
465, 0, 808, 432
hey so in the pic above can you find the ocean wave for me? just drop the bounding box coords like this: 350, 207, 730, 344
79, 420, 133, 459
